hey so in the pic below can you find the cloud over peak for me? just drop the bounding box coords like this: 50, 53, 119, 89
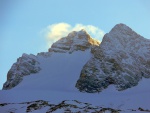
42, 23, 105, 46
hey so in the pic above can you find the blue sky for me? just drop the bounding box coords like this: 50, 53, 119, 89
0, 0, 150, 89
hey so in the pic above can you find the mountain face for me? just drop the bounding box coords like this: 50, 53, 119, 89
2, 30, 99, 90
3, 24, 150, 92
76, 23, 150, 93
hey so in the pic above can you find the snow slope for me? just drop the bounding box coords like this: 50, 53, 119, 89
13, 49, 91, 91
0, 49, 150, 113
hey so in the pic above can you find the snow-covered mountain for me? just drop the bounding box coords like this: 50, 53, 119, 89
2, 29, 99, 90
76, 23, 150, 93
1, 24, 150, 113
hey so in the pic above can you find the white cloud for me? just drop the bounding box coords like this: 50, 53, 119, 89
42, 22, 105, 46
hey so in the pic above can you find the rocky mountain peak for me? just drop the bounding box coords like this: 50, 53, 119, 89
108, 23, 142, 39
103, 23, 143, 43
76, 24, 150, 93
49, 29, 100, 53
100, 23, 149, 56
110, 23, 133, 33
68, 29, 87, 37
105, 23, 145, 42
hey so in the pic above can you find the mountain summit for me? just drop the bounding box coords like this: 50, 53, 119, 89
49, 29, 100, 53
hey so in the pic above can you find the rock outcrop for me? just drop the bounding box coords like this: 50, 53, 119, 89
49, 29, 100, 53
0, 100, 122, 113
76, 23, 150, 93
3, 54, 41, 90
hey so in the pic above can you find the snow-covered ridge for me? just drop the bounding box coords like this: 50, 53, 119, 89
76, 23, 150, 93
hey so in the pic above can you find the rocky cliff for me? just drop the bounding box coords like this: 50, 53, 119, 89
76, 23, 150, 93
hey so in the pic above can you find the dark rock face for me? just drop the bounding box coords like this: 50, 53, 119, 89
76, 23, 150, 93
3, 54, 41, 90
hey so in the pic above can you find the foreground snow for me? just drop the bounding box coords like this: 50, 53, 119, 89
0, 50, 150, 112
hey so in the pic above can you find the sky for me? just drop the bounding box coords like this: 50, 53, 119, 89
0, 0, 150, 89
